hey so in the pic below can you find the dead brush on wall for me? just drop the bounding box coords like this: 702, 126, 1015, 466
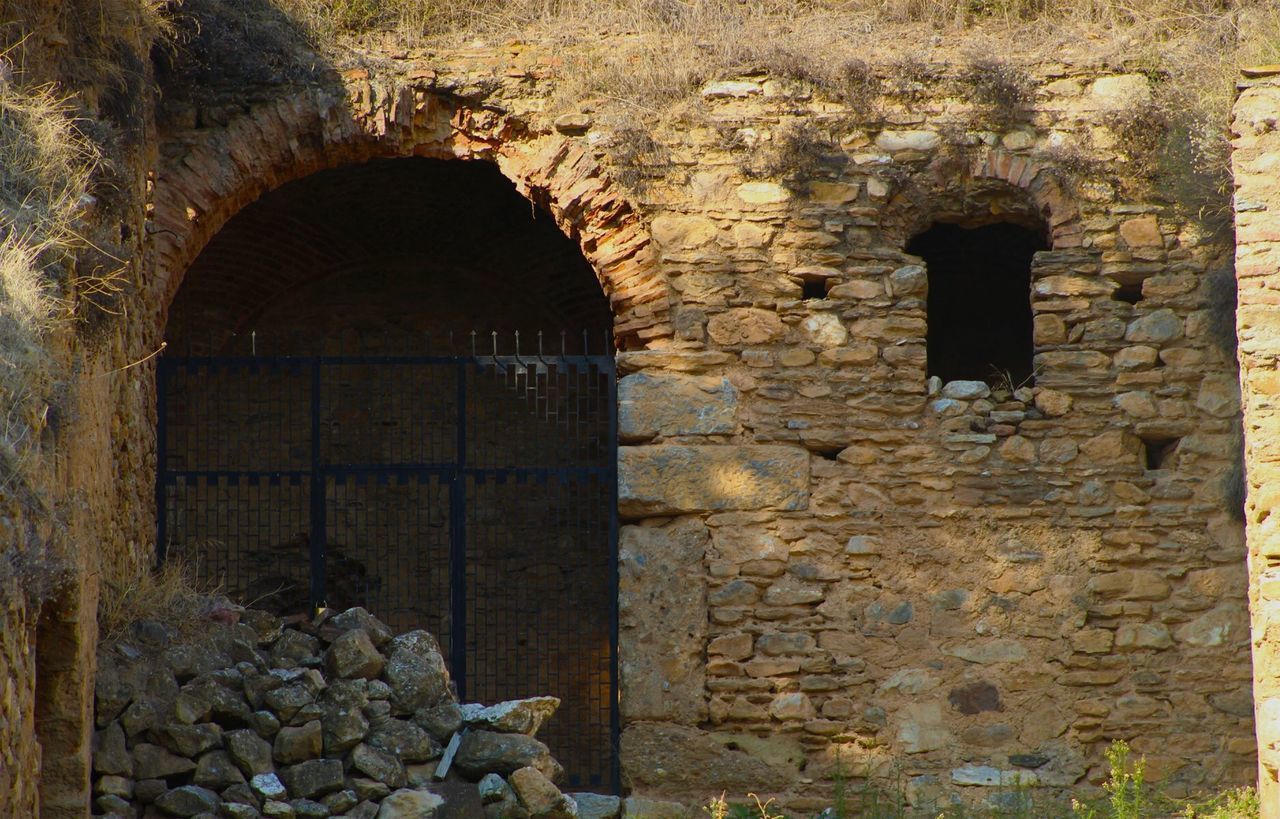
0, 83, 97, 499
97, 557, 226, 645
742, 118, 845, 190
1103, 97, 1168, 182
604, 126, 672, 192
1037, 139, 1109, 186
885, 52, 940, 102
244, 0, 1280, 233
960, 56, 1035, 130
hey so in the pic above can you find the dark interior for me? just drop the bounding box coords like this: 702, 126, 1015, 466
908, 221, 1046, 387
167, 157, 613, 355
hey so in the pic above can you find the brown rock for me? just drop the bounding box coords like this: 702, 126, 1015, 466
618, 445, 810, 516
706, 308, 785, 346
1119, 216, 1162, 247
454, 730, 562, 781
325, 629, 385, 680
509, 767, 575, 818
274, 720, 322, 764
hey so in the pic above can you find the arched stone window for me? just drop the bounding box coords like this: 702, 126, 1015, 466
908, 221, 1047, 387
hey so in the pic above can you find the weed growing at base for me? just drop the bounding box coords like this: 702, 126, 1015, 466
695, 741, 1258, 819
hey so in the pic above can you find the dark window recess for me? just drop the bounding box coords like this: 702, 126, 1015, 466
908, 222, 1047, 387
1113, 280, 1144, 305
1142, 436, 1180, 470
802, 278, 828, 300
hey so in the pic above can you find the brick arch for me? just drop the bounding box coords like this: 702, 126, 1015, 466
880, 148, 1084, 249
148, 84, 670, 349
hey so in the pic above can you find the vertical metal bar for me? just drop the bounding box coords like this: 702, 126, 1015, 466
155, 359, 169, 566
310, 359, 326, 611
450, 360, 468, 699
605, 356, 621, 793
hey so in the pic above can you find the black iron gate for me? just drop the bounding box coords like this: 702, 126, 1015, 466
156, 345, 619, 790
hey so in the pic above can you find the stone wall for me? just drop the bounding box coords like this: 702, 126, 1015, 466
1232, 65, 1280, 818
138, 49, 1253, 811
608, 66, 1251, 809
2, 20, 1264, 814
0, 16, 161, 815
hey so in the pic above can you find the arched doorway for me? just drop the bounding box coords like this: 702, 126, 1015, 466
156, 157, 618, 789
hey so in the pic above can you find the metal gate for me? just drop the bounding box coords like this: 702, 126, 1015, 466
156, 342, 619, 790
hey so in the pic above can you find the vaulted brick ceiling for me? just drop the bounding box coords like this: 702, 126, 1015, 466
166, 157, 612, 355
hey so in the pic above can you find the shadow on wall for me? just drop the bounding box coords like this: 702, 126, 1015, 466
156, 0, 336, 110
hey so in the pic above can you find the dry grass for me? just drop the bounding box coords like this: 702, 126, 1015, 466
0, 83, 97, 497
0, 0, 169, 516
98, 558, 225, 645
264, 0, 1280, 212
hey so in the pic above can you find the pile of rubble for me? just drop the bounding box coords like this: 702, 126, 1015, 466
92, 606, 620, 818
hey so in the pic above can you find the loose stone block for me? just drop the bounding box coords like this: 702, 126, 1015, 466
375, 788, 445, 818
618, 445, 810, 516
325, 629, 385, 680
509, 767, 576, 818
618, 373, 737, 441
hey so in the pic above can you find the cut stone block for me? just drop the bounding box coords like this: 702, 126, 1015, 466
618, 445, 809, 516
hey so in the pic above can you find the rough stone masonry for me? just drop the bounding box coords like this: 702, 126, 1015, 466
1232, 65, 1280, 815
3, 23, 1277, 817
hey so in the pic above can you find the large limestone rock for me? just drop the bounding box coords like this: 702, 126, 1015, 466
462, 697, 561, 736
376, 788, 445, 818
367, 718, 439, 763
154, 785, 221, 816
569, 793, 622, 819
274, 720, 323, 764
618, 373, 737, 441
132, 743, 197, 779
329, 607, 394, 647
509, 767, 577, 818
618, 445, 809, 516
383, 631, 452, 713
454, 730, 562, 781
326, 629, 386, 680
351, 742, 408, 788
279, 758, 345, 799
618, 521, 708, 723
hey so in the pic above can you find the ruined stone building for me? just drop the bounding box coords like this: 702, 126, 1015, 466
4, 2, 1280, 816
